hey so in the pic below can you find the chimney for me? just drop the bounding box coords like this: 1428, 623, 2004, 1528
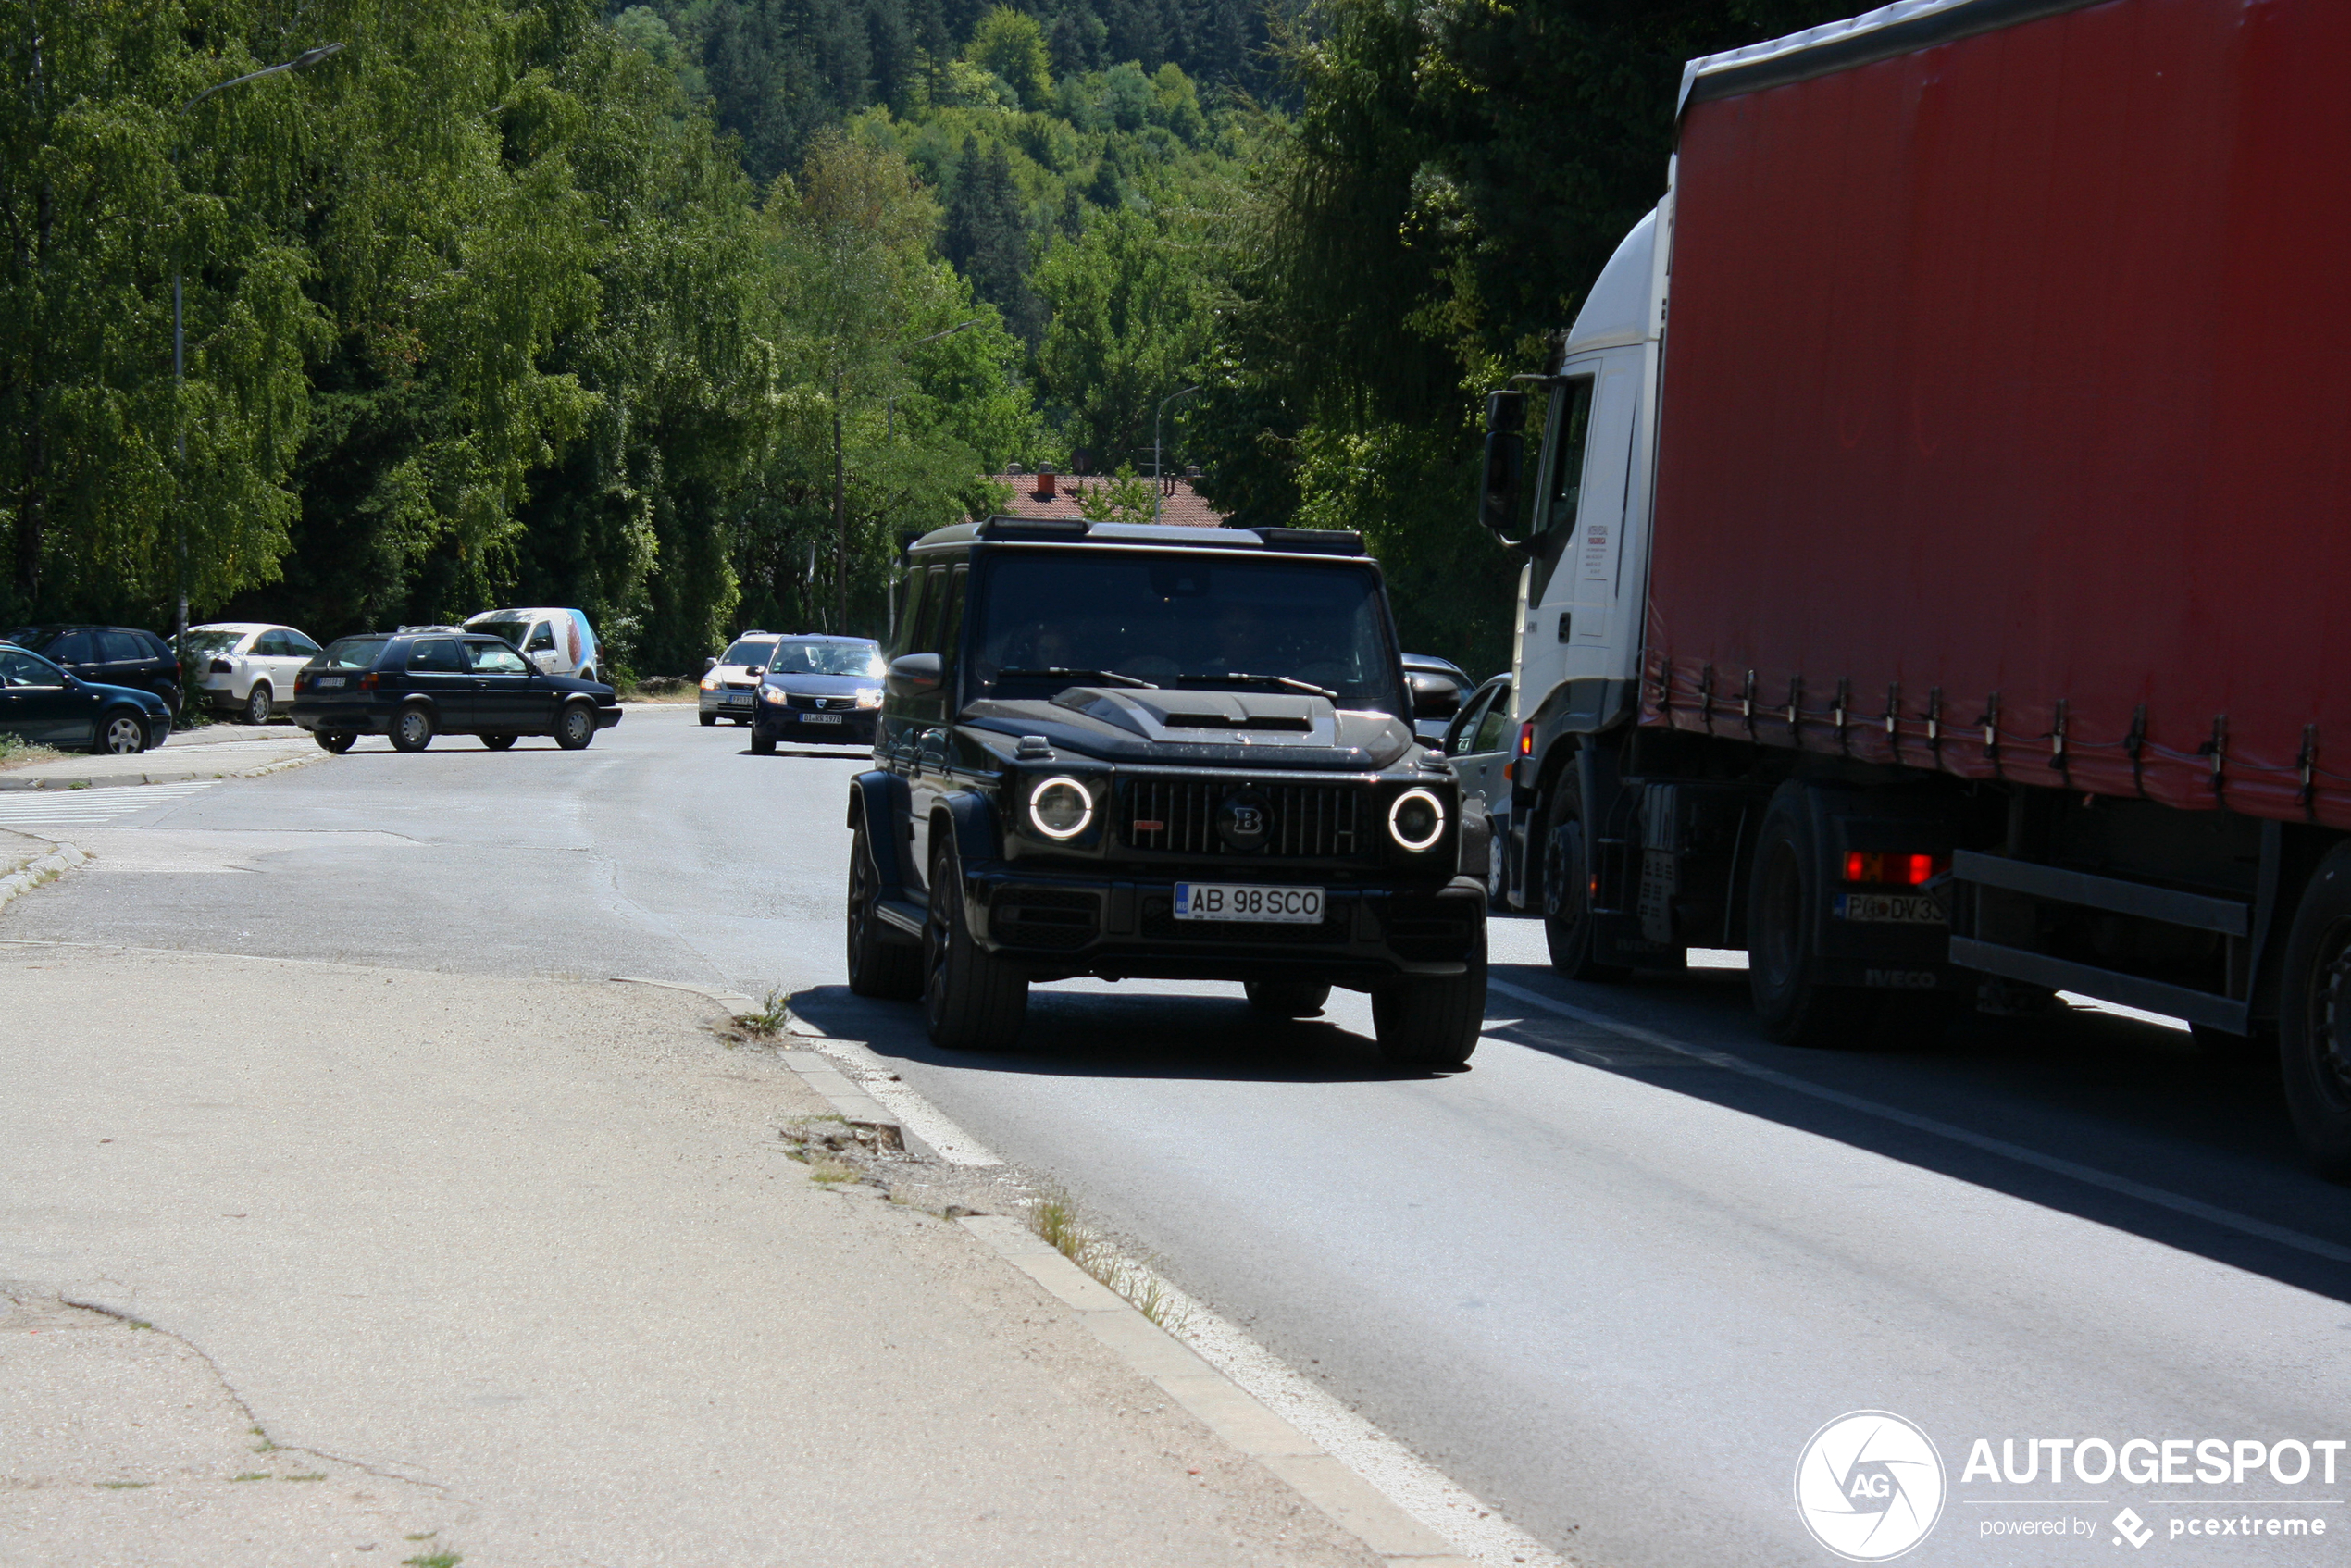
1036, 465, 1057, 499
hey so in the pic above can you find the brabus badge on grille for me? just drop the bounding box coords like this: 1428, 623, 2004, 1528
1217, 790, 1269, 852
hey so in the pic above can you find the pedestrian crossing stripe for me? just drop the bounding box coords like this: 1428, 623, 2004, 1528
0, 779, 219, 826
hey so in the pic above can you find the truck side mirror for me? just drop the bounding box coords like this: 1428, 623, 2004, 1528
887, 653, 943, 696
1479, 390, 1525, 546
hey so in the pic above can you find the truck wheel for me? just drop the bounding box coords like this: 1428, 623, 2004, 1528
2278, 843, 2351, 1180
923, 838, 1026, 1050
1246, 981, 1330, 1017
846, 815, 922, 1000
1542, 774, 1629, 982
1747, 782, 1880, 1048
389, 704, 435, 753
1371, 948, 1486, 1070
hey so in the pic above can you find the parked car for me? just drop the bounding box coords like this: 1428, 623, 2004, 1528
462, 607, 603, 683
182, 622, 323, 724
291, 629, 623, 753
0, 640, 173, 754
5, 625, 182, 715
749, 636, 884, 753
1439, 674, 1512, 902
700, 631, 783, 727
1400, 653, 1470, 744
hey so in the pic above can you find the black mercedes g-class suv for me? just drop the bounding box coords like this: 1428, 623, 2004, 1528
843, 516, 1487, 1067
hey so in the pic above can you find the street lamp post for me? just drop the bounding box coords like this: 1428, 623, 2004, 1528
170, 43, 343, 666
1152, 384, 1201, 524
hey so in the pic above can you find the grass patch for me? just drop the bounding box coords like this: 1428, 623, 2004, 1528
0, 732, 64, 771
1026, 1187, 1192, 1335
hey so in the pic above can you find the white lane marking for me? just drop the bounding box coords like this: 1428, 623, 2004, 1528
0, 779, 218, 826
793, 1018, 1569, 1567
1486, 975, 2351, 1267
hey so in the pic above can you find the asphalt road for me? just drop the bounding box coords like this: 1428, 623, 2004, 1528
12, 703, 2351, 1567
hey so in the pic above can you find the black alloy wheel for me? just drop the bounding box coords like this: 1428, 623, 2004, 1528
480, 733, 517, 750
390, 704, 435, 753
1245, 981, 1331, 1017
554, 701, 595, 751
243, 683, 272, 727
94, 710, 147, 756
1542, 770, 1630, 982
2280, 843, 2351, 1179
315, 730, 357, 754
922, 837, 1027, 1050
846, 815, 923, 1000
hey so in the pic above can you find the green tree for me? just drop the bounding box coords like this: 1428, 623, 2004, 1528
965, 7, 1053, 110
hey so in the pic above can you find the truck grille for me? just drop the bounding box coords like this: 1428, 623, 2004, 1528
1119, 779, 1365, 858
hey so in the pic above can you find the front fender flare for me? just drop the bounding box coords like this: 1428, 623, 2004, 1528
847, 770, 912, 894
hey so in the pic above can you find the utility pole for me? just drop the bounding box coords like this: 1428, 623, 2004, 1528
172, 43, 343, 667
1152, 384, 1201, 523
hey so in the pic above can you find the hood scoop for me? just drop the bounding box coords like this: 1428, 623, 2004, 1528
1052, 688, 1337, 746
1158, 711, 1312, 732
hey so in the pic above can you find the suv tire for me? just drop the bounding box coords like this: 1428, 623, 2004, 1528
390, 704, 435, 753
846, 815, 922, 1000
243, 683, 273, 726
923, 837, 1026, 1051
1245, 981, 1330, 1017
1372, 948, 1485, 1069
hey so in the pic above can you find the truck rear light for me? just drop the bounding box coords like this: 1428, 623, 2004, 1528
1518, 722, 1535, 756
1842, 852, 1941, 885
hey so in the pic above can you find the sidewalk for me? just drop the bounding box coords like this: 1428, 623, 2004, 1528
0, 722, 322, 792
0, 942, 1386, 1568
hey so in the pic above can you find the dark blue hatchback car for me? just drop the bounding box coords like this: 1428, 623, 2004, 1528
291, 628, 623, 753
748, 635, 883, 754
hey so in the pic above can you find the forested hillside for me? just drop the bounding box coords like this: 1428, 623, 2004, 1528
4, 0, 1847, 680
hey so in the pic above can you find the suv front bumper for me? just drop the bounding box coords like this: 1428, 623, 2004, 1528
962, 868, 1486, 985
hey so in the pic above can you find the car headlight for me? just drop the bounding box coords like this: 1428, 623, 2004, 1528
760, 686, 789, 704
1027, 776, 1093, 840
1387, 788, 1446, 852
699, 674, 717, 691
855, 688, 883, 709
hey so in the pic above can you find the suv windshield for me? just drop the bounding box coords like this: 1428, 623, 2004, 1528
769, 641, 882, 677
314, 637, 389, 669
968, 554, 1405, 716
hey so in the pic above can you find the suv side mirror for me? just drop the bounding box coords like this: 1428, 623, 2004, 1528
888, 653, 942, 696
1409, 673, 1462, 721
703, 655, 717, 673
1479, 390, 1525, 547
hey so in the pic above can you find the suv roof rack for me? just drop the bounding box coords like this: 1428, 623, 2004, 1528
1253, 528, 1365, 555
976, 515, 1091, 541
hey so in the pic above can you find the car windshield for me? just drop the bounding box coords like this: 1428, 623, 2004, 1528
313, 637, 389, 670
182, 631, 244, 656
721, 639, 778, 666
968, 554, 1406, 716
768, 641, 882, 677
471, 619, 531, 650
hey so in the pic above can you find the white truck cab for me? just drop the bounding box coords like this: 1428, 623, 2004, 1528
464, 608, 602, 683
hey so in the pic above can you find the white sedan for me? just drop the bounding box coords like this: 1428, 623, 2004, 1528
185, 622, 324, 725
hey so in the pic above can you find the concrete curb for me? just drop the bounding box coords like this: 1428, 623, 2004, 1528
953, 1214, 1477, 1568
0, 840, 87, 913
777, 1003, 1490, 1568
0, 748, 325, 791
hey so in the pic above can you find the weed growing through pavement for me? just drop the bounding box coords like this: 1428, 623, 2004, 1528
233, 1473, 270, 1482
93, 1481, 149, 1489
403, 1555, 460, 1568
1026, 1186, 1192, 1335
729, 989, 791, 1039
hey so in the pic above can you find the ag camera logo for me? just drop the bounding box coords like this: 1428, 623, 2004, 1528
1795, 1411, 1947, 1561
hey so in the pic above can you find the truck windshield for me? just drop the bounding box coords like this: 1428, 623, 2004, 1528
969, 553, 1406, 716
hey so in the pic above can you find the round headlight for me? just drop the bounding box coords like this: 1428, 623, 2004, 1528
1028, 776, 1093, 840
1387, 788, 1446, 852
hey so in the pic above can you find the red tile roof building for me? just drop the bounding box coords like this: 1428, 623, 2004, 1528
979, 467, 1230, 529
